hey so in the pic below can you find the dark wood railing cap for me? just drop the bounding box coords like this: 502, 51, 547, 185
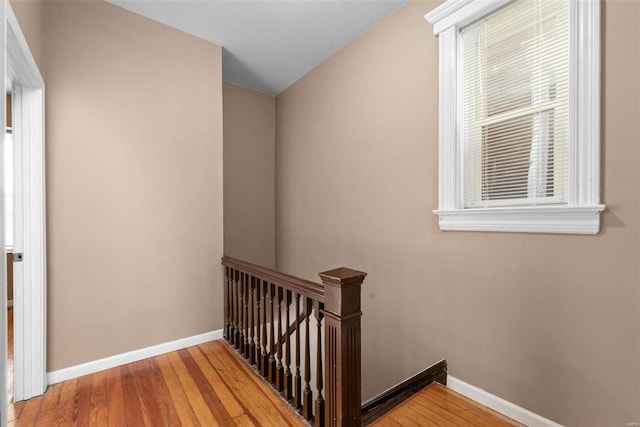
222, 256, 325, 302
318, 268, 367, 287
319, 267, 366, 319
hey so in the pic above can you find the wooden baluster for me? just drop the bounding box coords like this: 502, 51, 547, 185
294, 293, 302, 411
314, 301, 325, 427
248, 277, 255, 362
254, 278, 259, 365
261, 280, 269, 378
235, 270, 242, 350
303, 297, 313, 420
245, 275, 250, 359
284, 290, 293, 400
268, 283, 277, 384
246, 275, 252, 360
229, 268, 236, 344
224, 267, 229, 341
319, 268, 367, 427
275, 287, 285, 392
255, 278, 262, 370
238, 272, 243, 352
243, 273, 250, 357
227, 267, 236, 345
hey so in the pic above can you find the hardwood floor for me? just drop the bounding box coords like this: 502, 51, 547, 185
369, 383, 523, 427
8, 339, 307, 426
7, 317, 520, 427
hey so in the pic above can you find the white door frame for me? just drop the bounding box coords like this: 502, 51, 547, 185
0, 0, 7, 423
6, 1, 46, 403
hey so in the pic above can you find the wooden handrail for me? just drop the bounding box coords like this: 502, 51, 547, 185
222, 256, 325, 302
221, 256, 366, 427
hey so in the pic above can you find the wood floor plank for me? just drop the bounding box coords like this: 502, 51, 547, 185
233, 413, 258, 427
444, 388, 524, 426
146, 357, 182, 427
408, 392, 477, 426
155, 353, 201, 427
166, 349, 218, 426
371, 383, 522, 427
202, 341, 305, 427
54, 377, 79, 426
177, 348, 235, 425
71, 373, 94, 426
88, 371, 109, 426
120, 363, 147, 427
423, 385, 520, 426
201, 343, 282, 427
211, 341, 309, 427
187, 345, 245, 419
467, 408, 522, 426
15, 396, 44, 427
389, 409, 435, 427
106, 366, 126, 427
214, 341, 307, 426
417, 392, 503, 427
34, 406, 58, 426
401, 403, 449, 426
37, 383, 63, 414
374, 418, 404, 427
130, 360, 165, 427
33, 383, 63, 426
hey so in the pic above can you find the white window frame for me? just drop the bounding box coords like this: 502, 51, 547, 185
425, 0, 604, 235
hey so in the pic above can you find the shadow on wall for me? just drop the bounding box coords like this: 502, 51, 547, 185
223, 48, 276, 95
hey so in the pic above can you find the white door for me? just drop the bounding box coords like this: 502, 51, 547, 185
5, 3, 46, 404
8, 87, 46, 404
10, 85, 24, 403
0, 1, 8, 424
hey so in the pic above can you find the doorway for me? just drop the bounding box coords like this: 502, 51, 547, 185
4, 90, 14, 417
2, 2, 47, 421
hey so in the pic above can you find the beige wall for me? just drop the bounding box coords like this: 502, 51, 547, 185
9, 0, 44, 71
275, 1, 640, 426
223, 83, 275, 268
42, 1, 224, 370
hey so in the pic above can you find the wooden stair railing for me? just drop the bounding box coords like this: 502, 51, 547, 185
222, 256, 367, 427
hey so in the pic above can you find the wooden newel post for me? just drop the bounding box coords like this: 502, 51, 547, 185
319, 267, 367, 427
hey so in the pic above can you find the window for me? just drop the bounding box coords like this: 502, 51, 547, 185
426, 0, 603, 234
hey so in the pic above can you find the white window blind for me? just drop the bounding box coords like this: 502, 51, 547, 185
461, 0, 570, 208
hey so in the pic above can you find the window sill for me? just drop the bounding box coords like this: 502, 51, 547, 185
433, 205, 605, 235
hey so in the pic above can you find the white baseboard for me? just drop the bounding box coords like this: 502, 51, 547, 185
447, 375, 563, 427
7, 300, 13, 308
47, 329, 223, 385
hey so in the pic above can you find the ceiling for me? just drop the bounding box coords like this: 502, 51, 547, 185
107, 0, 407, 96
